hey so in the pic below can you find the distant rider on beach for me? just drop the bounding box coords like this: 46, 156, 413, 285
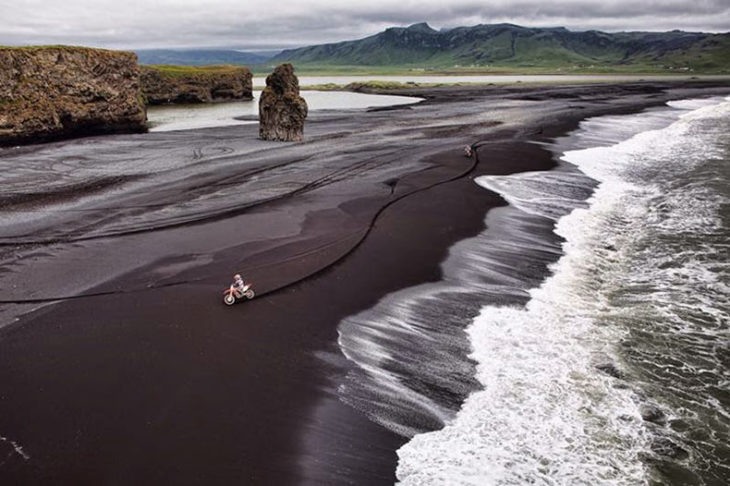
233, 273, 245, 293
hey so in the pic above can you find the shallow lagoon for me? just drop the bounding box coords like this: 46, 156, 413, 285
148, 74, 726, 132
147, 90, 421, 132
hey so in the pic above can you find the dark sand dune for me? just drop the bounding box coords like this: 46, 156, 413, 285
0, 81, 729, 484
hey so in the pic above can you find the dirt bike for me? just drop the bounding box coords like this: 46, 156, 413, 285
223, 282, 255, 306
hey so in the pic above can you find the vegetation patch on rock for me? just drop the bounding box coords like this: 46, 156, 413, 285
140, 64, 253, 105
0, 46, 147, 146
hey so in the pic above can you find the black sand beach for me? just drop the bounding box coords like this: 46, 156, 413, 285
1, 81, 729, 484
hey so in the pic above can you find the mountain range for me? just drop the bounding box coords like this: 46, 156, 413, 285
271, 23, 730, 72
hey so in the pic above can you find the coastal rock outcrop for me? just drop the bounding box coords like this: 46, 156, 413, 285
140, 65, 253, 105
0, 46, 147, 146
258, 63, 308, 141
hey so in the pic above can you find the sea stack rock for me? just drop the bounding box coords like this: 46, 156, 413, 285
0, 46, 147, 146
258, 63, 307, 141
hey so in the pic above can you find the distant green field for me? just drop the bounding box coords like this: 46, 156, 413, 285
299, 77, 728, 92
254, 63, 725, 77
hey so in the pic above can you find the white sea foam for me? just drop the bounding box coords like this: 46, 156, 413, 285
396, 96, 730, 484
397, 179, 650, 485
476, 168, 590, 221
0, 435, 30, 461
337, 205, 556, 437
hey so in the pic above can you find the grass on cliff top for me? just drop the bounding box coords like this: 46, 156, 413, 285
0, 45, 131, 55
144, 64, 251, 77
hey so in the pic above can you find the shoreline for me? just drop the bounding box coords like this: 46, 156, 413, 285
394, 91, 730, 484
1, 81, 729, 484
296, 74, 730, 92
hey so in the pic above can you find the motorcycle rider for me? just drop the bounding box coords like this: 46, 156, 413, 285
232, 273, 246, 295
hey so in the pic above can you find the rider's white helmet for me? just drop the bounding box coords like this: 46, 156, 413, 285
234, 274, 241, 280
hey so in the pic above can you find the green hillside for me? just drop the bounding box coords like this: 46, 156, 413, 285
271, 23, 730, 73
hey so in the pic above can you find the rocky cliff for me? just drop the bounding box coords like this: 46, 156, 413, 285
0, 46, 147, 146
259, 63, 307, 142
140, 65, 253, 105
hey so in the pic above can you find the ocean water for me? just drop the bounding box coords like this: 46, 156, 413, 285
337, 96, 730, 484
146, 90, 421, 132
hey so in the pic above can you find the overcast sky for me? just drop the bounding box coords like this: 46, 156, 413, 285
1, 0, 728, 51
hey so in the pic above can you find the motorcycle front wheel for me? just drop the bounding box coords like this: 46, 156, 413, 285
223, 294, 236, 306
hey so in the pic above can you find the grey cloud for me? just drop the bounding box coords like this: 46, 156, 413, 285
0, 0, 727, 50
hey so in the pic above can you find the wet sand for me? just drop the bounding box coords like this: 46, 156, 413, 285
1, 81, 729, 484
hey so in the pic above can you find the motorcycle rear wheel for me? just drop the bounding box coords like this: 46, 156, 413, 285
244, 289, 255, 300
